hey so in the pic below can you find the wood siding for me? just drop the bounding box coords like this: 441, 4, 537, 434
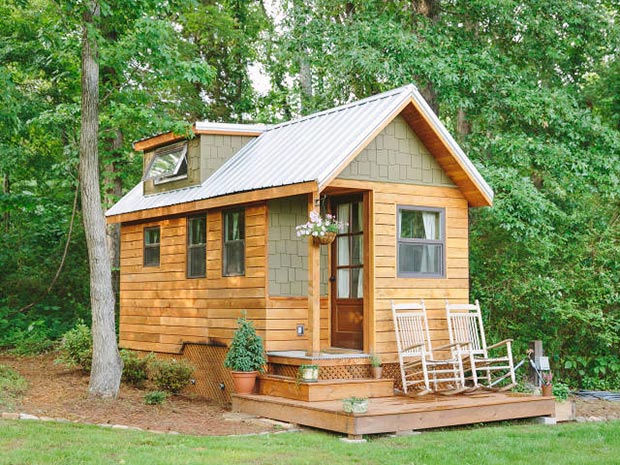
373, 182, 468, 362
119, 203, 268, 353
329, 178, 469, 363
265, 297, 329, 351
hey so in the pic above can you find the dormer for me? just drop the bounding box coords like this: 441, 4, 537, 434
135, 122, 266, 196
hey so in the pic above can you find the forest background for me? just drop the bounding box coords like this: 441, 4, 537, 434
1, 0, 618, 390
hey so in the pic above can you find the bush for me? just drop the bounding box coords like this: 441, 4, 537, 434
144, 391, 167, 405
120, 350, 153, 387
8, 323, 55, 356
553, 382, 571, 402
56, 322, 92, 372
223, 316, 266, 372
151, 358, 194, 394
0, 365, 28, 410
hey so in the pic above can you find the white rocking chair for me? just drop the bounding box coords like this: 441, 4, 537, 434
445, 299, 516, 391
391, 300, 467, 395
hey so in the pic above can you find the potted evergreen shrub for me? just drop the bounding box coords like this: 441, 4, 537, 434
224, 315, 267, 394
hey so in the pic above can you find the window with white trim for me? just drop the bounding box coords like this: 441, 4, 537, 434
144, 142, 188, 184
397, 206, 445, 277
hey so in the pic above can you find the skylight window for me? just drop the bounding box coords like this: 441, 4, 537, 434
144, 142, 188, 184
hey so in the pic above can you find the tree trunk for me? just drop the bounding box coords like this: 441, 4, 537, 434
299, 56, 313, 112
103, 130, 123, 304
3, 172, 9, 232
412, 0, 440, 115
457, 108, 471, 137
80, 2, 122, 398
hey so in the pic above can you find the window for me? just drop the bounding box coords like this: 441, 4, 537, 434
397, 206, 444, 277
222, 208, 245, 276
144, 226, 161, 267
187, 216, 206, 278
144, 142, 188, 184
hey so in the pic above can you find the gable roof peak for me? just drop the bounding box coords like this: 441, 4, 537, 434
268, 84, 418, 133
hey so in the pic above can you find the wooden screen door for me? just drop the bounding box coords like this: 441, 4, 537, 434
330, 196, 364, 350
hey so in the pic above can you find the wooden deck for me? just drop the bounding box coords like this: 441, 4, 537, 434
232, 392, 556, 436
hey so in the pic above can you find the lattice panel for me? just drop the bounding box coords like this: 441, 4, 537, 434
269, 362, 404, 384
268, 363, 298, 378
147, 344, 234, 405
382, 363, 402, 390
319, 365, 371, 379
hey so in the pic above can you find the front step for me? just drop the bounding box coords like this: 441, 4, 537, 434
258, 375, 394, 402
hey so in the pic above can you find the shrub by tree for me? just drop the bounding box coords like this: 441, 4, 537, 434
120, 350, 153, 388
144, 391, 167, 405
150, 359, 194, 394
56, 322, 93, 372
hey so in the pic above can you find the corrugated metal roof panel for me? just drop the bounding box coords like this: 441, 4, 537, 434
106, 84, 493, 218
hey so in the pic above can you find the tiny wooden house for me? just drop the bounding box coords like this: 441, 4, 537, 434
107, 85, 494, 402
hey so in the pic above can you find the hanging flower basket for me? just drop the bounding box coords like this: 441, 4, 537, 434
313, 231, 337, 245
296, 211, 346, 246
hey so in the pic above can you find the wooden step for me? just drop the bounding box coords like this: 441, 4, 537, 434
257, 375, 394, 402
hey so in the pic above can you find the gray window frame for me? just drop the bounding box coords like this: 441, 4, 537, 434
187, 215, 207, 278
396, 205, 446, 278
222, 208, 246, 277
143, 226, 161, 267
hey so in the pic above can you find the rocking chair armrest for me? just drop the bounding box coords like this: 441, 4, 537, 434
434, 342, 470, 352
402, 342, 426, 352
486, 339, 513, 351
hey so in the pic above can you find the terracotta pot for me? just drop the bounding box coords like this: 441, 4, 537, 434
542, 384, 553, 397
372, 366, 383, 379
231, 371, 258, 394
313, 231, 337, 245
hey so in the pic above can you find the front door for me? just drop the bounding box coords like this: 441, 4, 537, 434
331, 196, 364, 350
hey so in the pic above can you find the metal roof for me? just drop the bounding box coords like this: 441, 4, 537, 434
194, 121, 268, 134
107, 84, 493, 218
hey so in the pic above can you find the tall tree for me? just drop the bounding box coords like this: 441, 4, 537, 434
79, 1, 122, 398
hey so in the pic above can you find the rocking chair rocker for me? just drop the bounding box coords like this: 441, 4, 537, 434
445, 299, 516, 391
391, 300, 467, 395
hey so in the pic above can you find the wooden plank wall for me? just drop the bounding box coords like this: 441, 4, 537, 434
119, 203, 268, 353
372, 182, 469, 362
265, 297, 329, 352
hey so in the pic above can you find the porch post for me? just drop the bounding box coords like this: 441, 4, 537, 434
307, 191, 321, 357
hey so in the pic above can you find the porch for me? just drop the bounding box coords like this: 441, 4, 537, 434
232, 351, 556, 437
232, 391, 556, 438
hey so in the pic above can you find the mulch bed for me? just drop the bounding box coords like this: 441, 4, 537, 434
0, 353, 275, 436
2, 353, 620, 436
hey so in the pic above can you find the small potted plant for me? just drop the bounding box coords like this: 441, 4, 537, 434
343, 397, 369, 414
369, 354, 382, 379
541, 371, 553, 397
224, 315, 267, 394
298, 364, 319, 383
296, 211, 346, 245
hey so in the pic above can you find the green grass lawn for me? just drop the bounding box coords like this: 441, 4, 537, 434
1, 419, 619, 465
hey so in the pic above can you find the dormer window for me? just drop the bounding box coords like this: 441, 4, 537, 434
144, 142, 188, 184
